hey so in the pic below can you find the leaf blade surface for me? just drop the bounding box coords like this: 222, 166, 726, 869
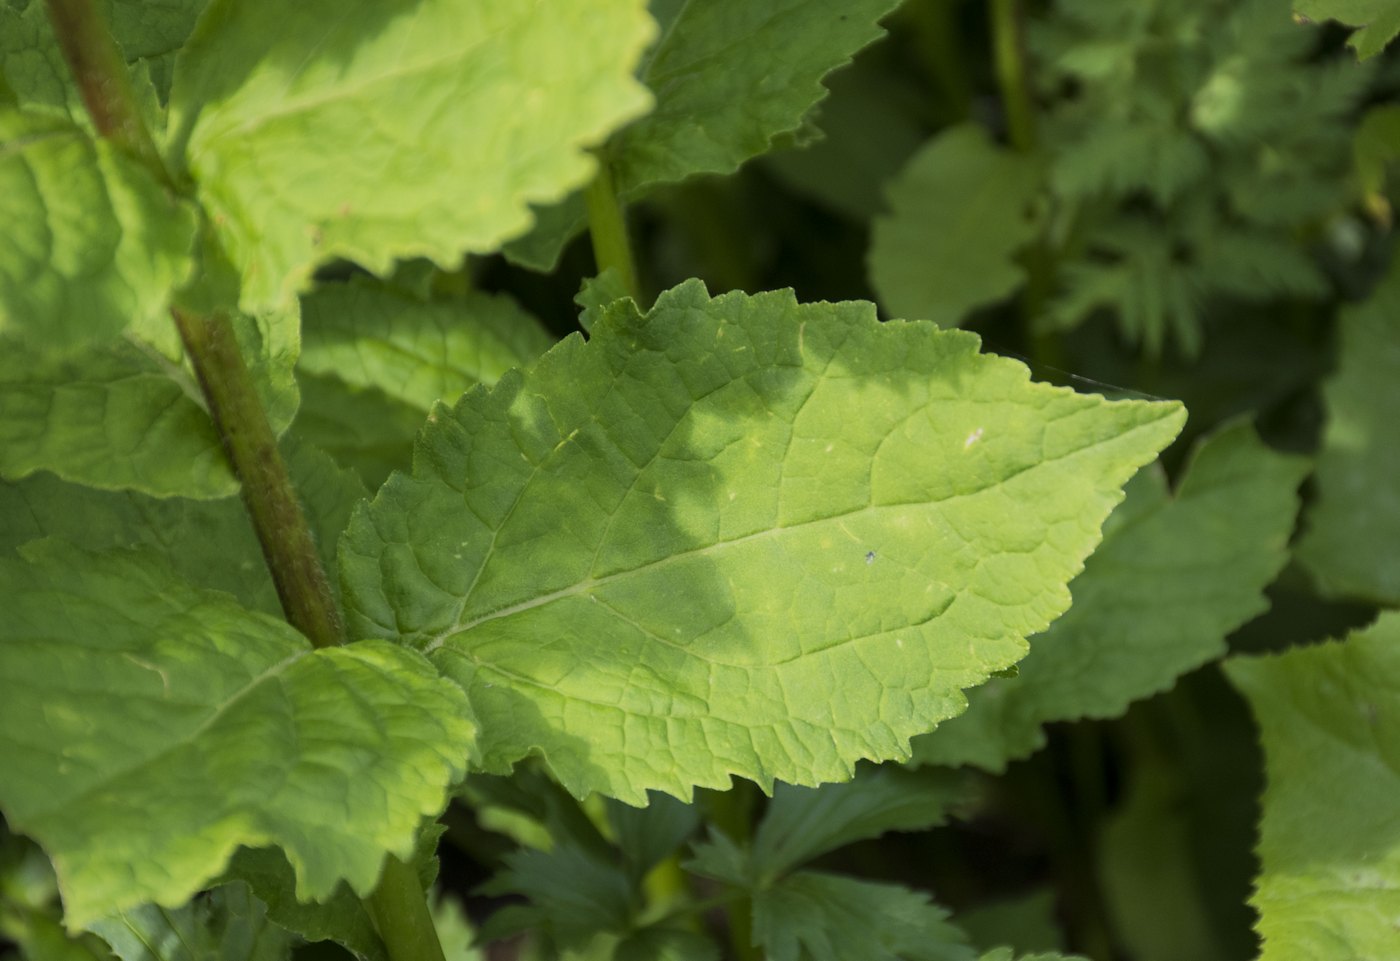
0, 541, 474, 929
342, 281, 1183, 802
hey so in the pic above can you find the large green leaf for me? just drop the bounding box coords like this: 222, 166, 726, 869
506, 0, 903, 270
89, 883, 291, 961
167, 0, 655, 312
1224, 614, 1400, 961
869, 124, 1044, 327
0, 304, 299, 499
0, 541, 474, 929
1298, 253, 1400, 605
299, 281, 554, 413
912, 422, 1304, 771
0, 109, 194, 349
1295, 0, 1400, 58
341, 280, 1184, 803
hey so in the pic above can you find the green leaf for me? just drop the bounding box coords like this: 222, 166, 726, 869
606, 793, 701, 881
477, 842, 633, 948
1295, 0, 1400, 58
0, 336, 234, 498
0, 109, 194, 349
615, 927, 718, 961
1298, 252, 1400, 605
1097, 748, 1230, 961
89, 883, 292, 961
912, 422, 1304, 771
506, 0, 903, 270
1224, 614, 1400, 961
223, 850, 381, 961
0, 541, 475, 929
223, 822, 445, 961
752, 872, 973, 961
955, 889, 1065, 957
293, 374, 424, 492
167, 0, 655, 312
341, 280, 1183, 803
869, 124, 1044, 327
299, 281, 554, 413
748, 766, 965, 881
977, 952, 1087, 961
0, 281, 298, 499
615, 0, 900, 196
0, 0, 207, 117
0, 438, 364, 616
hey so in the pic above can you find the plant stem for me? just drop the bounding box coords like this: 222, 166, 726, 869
44, 0, 175, 191
585, 147, 643, 303
171, 308, 346, 649
989, 0, 1036, 154
902, 0, 972, 123
366, 855, 448, 961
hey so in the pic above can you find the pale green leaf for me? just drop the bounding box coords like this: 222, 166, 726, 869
89, 883, 291, 961
167, 0, 655, 312
1224, 613, 1400, 961
431, 896, 485, 961
341, 280, 1184, 803
0, 280, 298, 498
614, 0, 900, 194
0, 109, 194, 349
1295, 0, 1400, 58
912, 422, 1304, 771
1297, 253, 1400, 605
749, 766, 965, 880
0, 336, 233, 497
869, 124, 1044, 327
506, 0, 903, 270
0, 437, 365, 616
752, 872, 972, 961
299, 281, 554, 413
0, 541, 475, 929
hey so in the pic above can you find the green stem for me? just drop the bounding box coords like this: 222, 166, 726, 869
44, 0, 175, 191
366, 855, 448, 961
54, 6, 446, 960
989, 0, 1036, 154
172, 308, 346, 650
584, 148, 642, 303
902, 0, 972, 122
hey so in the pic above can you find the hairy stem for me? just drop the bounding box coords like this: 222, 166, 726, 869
172, 308, 346, 649
585, 147, 643, 303
51, 6, 453, 960
366, 855, 448, 961
45, 0, 175, 191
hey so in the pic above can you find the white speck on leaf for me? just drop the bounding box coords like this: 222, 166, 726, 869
965, 427, 984, 449
866, 551, 876, 564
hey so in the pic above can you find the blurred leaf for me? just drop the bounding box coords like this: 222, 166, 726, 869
869, 124, 1043, 326
1225, 613, 1400, 960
